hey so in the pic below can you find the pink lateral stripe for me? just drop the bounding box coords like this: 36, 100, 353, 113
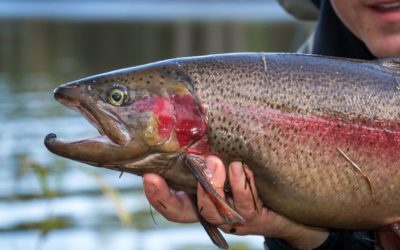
217, 99, 400, 158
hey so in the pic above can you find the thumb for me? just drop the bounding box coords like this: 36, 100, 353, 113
205, 155, 226, 189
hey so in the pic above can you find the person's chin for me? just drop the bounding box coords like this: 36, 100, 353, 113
365, 35, 400, 58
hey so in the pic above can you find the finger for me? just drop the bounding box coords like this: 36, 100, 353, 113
143, 173, 197, 223
229, 162, 263, 220
197, 155, 227, 225
218, 207, 276, 236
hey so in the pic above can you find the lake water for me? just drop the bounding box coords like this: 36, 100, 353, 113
0, 2, 313, 249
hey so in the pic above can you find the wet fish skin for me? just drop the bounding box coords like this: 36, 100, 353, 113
45, 53, 400, 230
182, 53, 400, 229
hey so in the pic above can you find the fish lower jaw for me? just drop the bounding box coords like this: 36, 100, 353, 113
124, 152, 179, 170
44, 133, 58, 146
45, 133, 118, 146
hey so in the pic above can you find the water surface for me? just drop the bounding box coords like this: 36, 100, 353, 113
0, 2, 313, 249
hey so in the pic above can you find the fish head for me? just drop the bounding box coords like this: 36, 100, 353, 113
44, 63, 208, 175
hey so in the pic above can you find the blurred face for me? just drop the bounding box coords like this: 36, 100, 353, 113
331, 0, 400, 57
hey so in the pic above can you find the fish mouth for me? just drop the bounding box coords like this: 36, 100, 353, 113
44, 84, 148, 166
55, 87, 105, 136
52, 84, 130, 146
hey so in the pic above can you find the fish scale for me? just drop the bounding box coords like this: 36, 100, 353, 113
45, 53, 400, 249
172, 54, 400, 228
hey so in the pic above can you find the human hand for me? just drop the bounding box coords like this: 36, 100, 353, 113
143, 155, 328, 249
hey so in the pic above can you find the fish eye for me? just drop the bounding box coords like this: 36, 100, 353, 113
108, 87, 126, 106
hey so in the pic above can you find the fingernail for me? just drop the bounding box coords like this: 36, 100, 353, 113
144, 183, 157, 196
231, 162, 243, 178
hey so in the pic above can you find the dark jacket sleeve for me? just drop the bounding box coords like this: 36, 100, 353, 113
264, 230, 376, 250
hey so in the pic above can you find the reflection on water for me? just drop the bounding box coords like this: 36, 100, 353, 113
0, 3, 313, 249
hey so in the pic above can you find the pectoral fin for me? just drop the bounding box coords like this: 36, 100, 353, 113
182, 154, 244, 224
190, 195, 228, 250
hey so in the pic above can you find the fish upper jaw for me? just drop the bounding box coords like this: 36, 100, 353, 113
53, 84, 131, 146
44, 82, 147, 167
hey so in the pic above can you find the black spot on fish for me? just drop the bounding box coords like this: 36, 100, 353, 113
236, 125, 240, 132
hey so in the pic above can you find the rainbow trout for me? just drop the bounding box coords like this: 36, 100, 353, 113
45, 53, 400, 249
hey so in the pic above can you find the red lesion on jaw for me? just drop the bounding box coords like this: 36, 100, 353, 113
171, 94, 207, 148
132, 96, 175, 145
153, 97, 175, 140
131, 93, 209, 153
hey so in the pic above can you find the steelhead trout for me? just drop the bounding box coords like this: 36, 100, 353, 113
45, 53, 400, 249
